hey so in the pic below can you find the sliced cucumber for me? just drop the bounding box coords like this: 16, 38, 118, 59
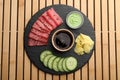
48, 56, 57, 69
52, 57, 61, 72
40, 50, 52, 62
40, 50, 77, 72
58, 58, 64, 72
43, 55, 53, 67
65, 57, 77, 71
63, 58, 69, 72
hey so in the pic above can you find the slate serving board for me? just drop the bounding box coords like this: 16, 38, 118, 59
24, 4, 95, 75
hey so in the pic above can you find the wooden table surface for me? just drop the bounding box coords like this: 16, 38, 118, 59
0, 0, 120, 80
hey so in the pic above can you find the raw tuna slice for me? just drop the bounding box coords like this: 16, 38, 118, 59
36, 40, 47, 45
36, 20, 50, 33
28, 8, 63, 47
30, 28, 49, 39
29, 32, 48, 43
39, 17, 53, 31
28, 39, 47, 46
32, 23, 48, 33
47, 8, 63, 26
42, 12, 57, 29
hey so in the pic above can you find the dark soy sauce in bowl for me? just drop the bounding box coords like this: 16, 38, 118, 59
52, 29, 74, 52
55, 31, 72, 49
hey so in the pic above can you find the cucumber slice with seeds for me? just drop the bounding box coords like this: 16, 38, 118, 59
65, 57, 77, 71
58, 58, 64, 72
43, 55, 53, 67
63, 58, 69, 72
52, 57, 61, 72
48, 56, 57, 69
40, 50, 52, 62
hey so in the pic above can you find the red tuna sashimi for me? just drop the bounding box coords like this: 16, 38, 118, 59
39, 16, 53, 31
30, 28, 49, 39
32, 23, 48, 33
47, 8, 63, 26
29, 32, 48, 43
36, 20, 50, 33
28, 39, 47, 46
42, 12, 57, 29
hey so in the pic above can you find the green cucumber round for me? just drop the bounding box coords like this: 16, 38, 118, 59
48, 56, 57, 69
40, 50, 52, 62
65, 57, 77, 71
43, 55, 53, 67
63, 58, 69, 72
58, 58, 64, 72
52, 57, 61, 72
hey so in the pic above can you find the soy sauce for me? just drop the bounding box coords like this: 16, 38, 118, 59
54, 31, 72, 49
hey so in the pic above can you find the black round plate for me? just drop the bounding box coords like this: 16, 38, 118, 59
24, 4, 95, 75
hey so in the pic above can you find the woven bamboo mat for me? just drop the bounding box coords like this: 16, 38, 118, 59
0, 0, 120, 80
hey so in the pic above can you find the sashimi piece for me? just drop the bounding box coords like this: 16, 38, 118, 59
30, 28, 49, 39
28, 8, 63, 47
42, 12, 57, 29
36, 20, 50, 33
39, 17, 53, 31
32, 23, 48, 33
36, 41, 47, 46
28, 39, 36, 46
29, 32, 48, 43
47, 8, 63, 26
28, 39, 47, 46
